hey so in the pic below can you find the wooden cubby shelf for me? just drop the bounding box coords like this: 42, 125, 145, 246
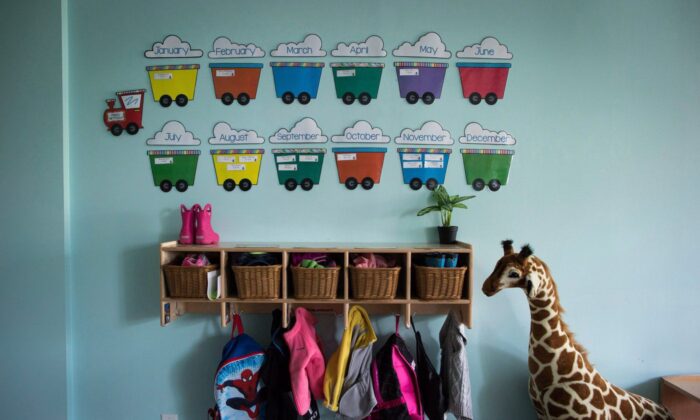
159, 241, 473, 328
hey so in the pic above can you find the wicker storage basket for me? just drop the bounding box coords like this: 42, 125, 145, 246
415, 265, 467, 300
231, 265, 282, 299
349, 266, 401, 299
163, 264, 219, 298
291, 266, 341, 299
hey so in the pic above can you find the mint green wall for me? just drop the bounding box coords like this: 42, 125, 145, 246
0, 1, 67, 419
64, 0, 700, 419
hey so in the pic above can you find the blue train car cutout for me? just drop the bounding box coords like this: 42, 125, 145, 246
270, 62, 325, 104
398, 148, 452, 190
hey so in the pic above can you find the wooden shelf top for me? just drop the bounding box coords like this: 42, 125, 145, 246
662, 375, 700, 402
161, 241, 472, 253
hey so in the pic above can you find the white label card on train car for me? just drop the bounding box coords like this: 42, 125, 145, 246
239, 156, 258, 163
337, 153, 357, 161
299, 155, 319, 162
217, 156, 236, 163
278, 164, 297, 171
395, 121, 454, 145
276, 155, 296, 163
226, 164, 246, 171
403, 161, 422, 169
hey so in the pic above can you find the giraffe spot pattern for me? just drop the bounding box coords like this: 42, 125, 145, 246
570, 383, 591, 400
556, 349, 576, 376
533, 345, 556, 364
535, 365, 554, 390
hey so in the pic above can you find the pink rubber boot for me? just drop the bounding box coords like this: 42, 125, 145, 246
194, 203, 220, 245
178, 205, 195, 244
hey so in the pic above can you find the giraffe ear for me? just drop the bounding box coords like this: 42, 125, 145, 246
502, 239, 514, 256
519, 244, 533, 259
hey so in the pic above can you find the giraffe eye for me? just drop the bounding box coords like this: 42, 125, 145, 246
508, 271, 520, 278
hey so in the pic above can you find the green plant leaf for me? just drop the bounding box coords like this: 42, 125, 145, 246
453, 203, 468, 209
417, 205, 441, 216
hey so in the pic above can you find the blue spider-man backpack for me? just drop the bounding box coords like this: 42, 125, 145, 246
210, 314, 265, 420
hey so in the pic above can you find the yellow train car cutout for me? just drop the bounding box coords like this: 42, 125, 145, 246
146, 64, 199, 107
210, 149, 264, 191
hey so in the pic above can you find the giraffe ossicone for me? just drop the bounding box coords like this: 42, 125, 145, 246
482, 240, 674, 420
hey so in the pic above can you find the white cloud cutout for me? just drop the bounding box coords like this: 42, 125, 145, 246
395, 121, 453, 145
147, 121, 200, 146
270, 34, 326, 57
456, 37, 512, 59
331, 121, 390, 143
459, 122, 516, 146
393, 32, 451, 58
208, 36, 265, 58
269, 118, 327, 144
145, 35, 203, 58
331, 35, 386, 57
208, 122, 264, 145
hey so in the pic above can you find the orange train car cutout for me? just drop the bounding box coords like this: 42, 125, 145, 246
332, 147, 387, 190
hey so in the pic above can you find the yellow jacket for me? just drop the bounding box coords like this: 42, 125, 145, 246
323, 305, 377, 412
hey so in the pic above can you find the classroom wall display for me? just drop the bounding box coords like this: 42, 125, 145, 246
270, 34, 326, 57
210, 149, 265, 191
395, 121, 453, 146
398, 148, 452, 191
456, 37, 513, 105
331, 35, 387, 57
331, 121, 390, 144
393, 32, 451, 58
272, 148, 326, 191
332, 147, 388, 190
147, 150, 201, 193
461, 149, 515, 192
146, 64, 200, 107
330, 62, 384, 105
209, 63, 263, 106
208, 36, 265, 58
209, 123, 264, 145
103, 89, 145, 136
144, 35, 203, 58
459, 122, 516, 146
147, 121, 200, 146
269, 118, 327, 144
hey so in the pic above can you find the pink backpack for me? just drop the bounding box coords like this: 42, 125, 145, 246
368, 316, 423, 420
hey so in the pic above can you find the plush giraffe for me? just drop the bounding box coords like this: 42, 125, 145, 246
482, 240, 673, 420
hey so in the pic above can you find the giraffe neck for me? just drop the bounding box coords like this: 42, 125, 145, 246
527, 273, 595, 387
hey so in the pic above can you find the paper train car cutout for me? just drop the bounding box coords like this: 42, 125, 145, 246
398, 148, 451, 190
272, 149, 326, 191
147, 150, 200, 192
210, 149, 264, 191
270, 62, 324, 104
209, 63, 263, 106
333, 147, 387, 190
146, 64, 199, 107
330, 63, 384, 105
394, 62, 448, 104
461, 149, 514, 191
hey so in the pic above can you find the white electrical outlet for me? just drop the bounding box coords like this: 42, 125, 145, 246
161, 414, 178, 420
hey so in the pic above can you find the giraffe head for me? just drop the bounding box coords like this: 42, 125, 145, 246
482, 240, 550, 299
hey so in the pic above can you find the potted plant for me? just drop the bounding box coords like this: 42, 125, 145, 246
417, 185, 475, 244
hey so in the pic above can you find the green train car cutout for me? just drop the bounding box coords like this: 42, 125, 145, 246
147, 150, 200, 192
330, 63, 384, 105
461, 149, 514, 191
272, 148, 326, 191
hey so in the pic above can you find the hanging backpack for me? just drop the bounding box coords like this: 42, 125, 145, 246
212, 313, 265, 420
411, 317, 445, 420
368, 316, 423, 420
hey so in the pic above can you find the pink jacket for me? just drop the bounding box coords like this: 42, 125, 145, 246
283, 307, 326, 415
